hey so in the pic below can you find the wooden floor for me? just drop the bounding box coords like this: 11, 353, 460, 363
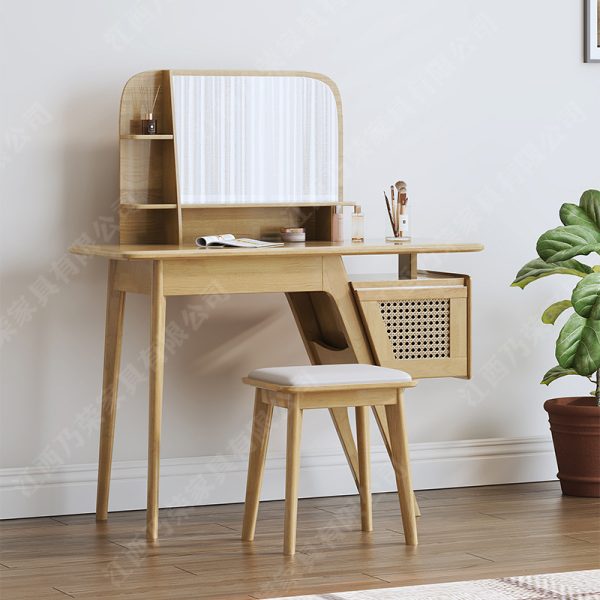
0, 482, 598, 599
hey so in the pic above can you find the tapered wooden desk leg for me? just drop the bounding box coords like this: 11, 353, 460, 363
320, 256, 375, 491
284, 397, 303, 556
96, 260, 126, 522
385, 392, 418, 545
242, 390, 274, 541
147, 261, 166, 542
373, 405, 421, 517
355, 406, 372, 532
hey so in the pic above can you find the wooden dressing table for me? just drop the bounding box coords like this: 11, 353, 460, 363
70, 70, 482, 540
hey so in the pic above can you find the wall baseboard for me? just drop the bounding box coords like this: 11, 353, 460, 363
0, 436, 557, 519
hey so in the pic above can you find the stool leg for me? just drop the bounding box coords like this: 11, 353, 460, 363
385, 391, 418, 546
355, 406, 372, 532
242, 390, 274, 542
284, 397, 303, 556
372, 405, 421, 518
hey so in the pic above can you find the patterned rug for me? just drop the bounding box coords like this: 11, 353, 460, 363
269, 570, 600, 599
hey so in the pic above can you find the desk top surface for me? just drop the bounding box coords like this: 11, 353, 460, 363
70, 239, 483, 260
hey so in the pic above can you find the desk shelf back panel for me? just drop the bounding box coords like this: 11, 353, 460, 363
118, 70, 344, 245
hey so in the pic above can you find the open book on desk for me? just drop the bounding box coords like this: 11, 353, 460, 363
195, 234, 283, 249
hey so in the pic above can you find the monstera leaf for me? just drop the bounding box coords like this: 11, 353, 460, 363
572, 273, 600, 320
511, 258, 591, 289
555, 312, 600, 376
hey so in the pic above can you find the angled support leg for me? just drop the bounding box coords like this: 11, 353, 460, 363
96, 260, 126, 521
242, 390, 274, 541
287, 259, 421, 517
147, 260, 166, 541
329, 407, 360, 487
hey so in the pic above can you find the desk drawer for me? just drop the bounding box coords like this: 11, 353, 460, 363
163, 256, 323, 295
352, 272, 470, 378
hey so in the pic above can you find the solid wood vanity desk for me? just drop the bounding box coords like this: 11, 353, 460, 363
70, 239, 483, 541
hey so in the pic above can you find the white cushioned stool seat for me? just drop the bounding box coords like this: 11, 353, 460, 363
247, 364, 411, 387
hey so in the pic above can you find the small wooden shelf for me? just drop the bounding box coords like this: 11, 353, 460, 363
120, 134, 174, 140
121, 203, 178, 210
181, 202, 356, 209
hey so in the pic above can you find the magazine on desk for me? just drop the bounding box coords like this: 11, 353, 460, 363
195, 234, 283, 249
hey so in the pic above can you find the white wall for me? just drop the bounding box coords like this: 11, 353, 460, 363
1, 0, 598, 518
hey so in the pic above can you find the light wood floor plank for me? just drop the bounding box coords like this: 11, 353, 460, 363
0, 482, 598, 599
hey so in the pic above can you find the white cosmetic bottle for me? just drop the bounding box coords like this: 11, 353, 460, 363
332, 205, 344, 242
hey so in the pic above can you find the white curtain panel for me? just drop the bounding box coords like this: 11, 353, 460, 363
172, 75, 339, 205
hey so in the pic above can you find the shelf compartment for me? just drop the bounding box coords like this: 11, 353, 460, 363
120, 136, 177, 205
119, 205, 179, 245
352, 272, 471, 379
180, 204, 338, 245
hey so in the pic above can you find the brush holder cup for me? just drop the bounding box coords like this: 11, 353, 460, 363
351, 271, 471, 379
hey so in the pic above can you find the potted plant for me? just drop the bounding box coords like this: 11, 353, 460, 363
512, 189, 600, 497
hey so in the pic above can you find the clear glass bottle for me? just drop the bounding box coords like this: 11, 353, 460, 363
351, 205, 364, 242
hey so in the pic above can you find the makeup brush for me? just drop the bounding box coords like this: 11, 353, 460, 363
391, 184, 399, 235
384, 191, 397, 237
395, 181, 408, 237
395, 180, 407, 203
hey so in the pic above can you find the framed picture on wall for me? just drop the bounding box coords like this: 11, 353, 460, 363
585, 0, 600, 62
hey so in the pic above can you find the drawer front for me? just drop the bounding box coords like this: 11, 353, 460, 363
163, 256, 323, 295
352, 273, 471, 378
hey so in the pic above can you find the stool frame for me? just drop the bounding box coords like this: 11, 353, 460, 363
241, 378, 418, 555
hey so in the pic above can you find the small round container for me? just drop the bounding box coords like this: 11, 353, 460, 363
280, 227, 306, 243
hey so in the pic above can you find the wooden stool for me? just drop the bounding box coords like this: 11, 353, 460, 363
241, 364, 418, 555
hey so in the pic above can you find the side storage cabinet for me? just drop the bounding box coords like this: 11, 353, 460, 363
351, 272, 471, 379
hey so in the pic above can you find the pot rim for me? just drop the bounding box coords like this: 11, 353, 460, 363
544, 396, 600, 418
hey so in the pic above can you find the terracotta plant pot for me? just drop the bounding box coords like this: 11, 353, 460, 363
544, 397, 600, 497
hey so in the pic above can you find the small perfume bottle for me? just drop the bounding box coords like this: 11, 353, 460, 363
351, 205, 364, 242
332, 205, 344, 242
142, 113, 157, 134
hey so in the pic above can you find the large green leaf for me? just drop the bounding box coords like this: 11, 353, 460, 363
542, 300, 572, 324
579, 189, 600, 227
560, 203, 597, 228
541, 365, 578, 385
511, 258, 591, 289
572, 273, 600, 319
536, 225, 600, 262
556, 312, 600, 375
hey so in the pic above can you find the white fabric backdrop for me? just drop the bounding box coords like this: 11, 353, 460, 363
172, 75, 338, 204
